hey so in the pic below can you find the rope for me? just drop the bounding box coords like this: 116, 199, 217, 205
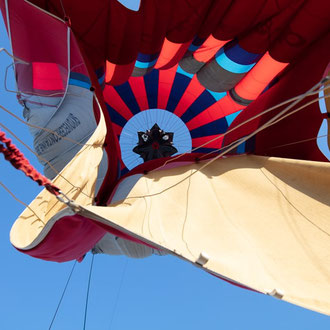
0, 129, 59, 195
267, 134, 328, 151
83, 254, 95, 330
0, 122, 93, 199
108, 259, 128, 330
48, 260, 77, 330
0, 180, 44, 224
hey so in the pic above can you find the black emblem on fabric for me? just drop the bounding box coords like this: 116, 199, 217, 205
133, 123, 178, 162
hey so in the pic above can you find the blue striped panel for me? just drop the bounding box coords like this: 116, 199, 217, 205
115, 82, 140, 115
215, 48, 256, 74
68, 79, 91, 89
188, 43, 200, 52
166, 73, 190, 112
237, 141, 246, 153
137, 52, 159, 62
189, 36, 205, 51
135, 58, 158, 69
120, 167, 129, 176
69, 72, 91, 89
224, 42, 261, 65
144, 70, 159, 109
192, 147, 218, 154
208, 90, 226, 101
190, 117, 228, 139
177, 65, 194, 78
225, 110, 242, 126
105, 103, 127, 127
98, 73, 105, 85
181, 90, 216, 123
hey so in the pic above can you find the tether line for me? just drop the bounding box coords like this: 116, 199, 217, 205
48, 260, 77, 330
83, 254, 95, 330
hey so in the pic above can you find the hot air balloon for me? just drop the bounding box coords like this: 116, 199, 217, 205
1, 0, 330, 316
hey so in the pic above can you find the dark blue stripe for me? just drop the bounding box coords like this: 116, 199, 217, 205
144, 69, 159, 109
166, 73, 190, 112
190, 117, 228, 139
224, 40, 261, 65
137, 52, 159, 62
105, 103, 127, 127
191, 36, 205, 47
121, 167, 129, 176
181, 90, 216, 123
69, 72, 91, 84
191, 147, 218, 154
115, 82, 140, 115
188, 36, 206, 51
95, 67, 105, 79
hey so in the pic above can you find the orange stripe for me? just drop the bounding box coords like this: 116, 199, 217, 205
234, 52, 288, 101
193, 35, 229, 62
105, 61, 135, 86
155, 38, 191, 70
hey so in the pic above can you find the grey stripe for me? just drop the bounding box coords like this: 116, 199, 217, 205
131, 66, 154, 77
179, 52, 205, 74
197, 59, 246, 92
229, 88, 253, 106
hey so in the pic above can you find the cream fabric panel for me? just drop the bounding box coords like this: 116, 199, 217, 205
80, 156, 330, 315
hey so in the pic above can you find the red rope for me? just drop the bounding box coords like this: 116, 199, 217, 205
0, 129, 59, 195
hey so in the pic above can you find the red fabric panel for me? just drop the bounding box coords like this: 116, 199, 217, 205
6, 0, 67, 64
224, 32, 330, 162
103, 85, 134, 121
197, 0, 233, 39
269, 0, 330, 63
31, 0, 110, 69
173, 75, 205, 117
106, 0, 142, 65
192, 135, 224, 150
213, 0, 267, 40
32, 62, 64, 91
186, 94, 244, 131
105, 61, 135, 86
193, 36, 228, 63
129, 76, 149, 110
112, 122, 123, 137
166, 0, 213, 43
138, 0, 171, 55
238, 0, 304, 55
5, 0, 68, 95
18, 215, 106, 262
234, 53, 288, 101
157, 66, 178, 109
155, 39, 191, 70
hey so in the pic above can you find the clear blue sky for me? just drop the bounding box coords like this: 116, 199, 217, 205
1, 13, 330, 330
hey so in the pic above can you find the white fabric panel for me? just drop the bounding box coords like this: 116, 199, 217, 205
23, 85, 99, 179
92, 233, 154, 258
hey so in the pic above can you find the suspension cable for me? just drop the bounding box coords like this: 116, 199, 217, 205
83, 254, 95, 330
48, 260, 77, 330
